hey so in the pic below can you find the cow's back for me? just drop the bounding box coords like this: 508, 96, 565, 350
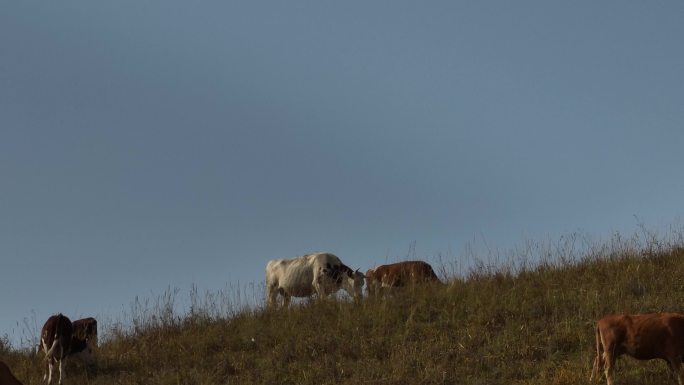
407, 260, 440, 282
267, 257, 314, 292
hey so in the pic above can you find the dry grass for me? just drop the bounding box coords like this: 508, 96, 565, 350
3, 230, 684, 384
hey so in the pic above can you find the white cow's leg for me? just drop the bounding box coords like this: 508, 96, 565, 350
312, 278, 324, 300
313, 273, 335, 302
266, 285, 278, 308
58, 359, 65, 385
47, 360, 53, 385
42, 341, 48, 383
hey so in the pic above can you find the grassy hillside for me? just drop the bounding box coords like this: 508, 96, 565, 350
4, 234, 684, 384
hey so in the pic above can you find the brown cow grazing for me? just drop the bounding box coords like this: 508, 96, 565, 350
72, 317, 97, 347
71, 317, 98, 365
0, 361, 25, 385
41, 313, 73, 385
591, 313, 684, 385
365, 260, 442, 296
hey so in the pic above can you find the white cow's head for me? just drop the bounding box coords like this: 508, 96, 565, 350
340, 268, 365, 299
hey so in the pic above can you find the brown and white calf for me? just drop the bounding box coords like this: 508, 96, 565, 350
591, 312, 684, 385
0, 361, 24, 385
365, 260, 442, 296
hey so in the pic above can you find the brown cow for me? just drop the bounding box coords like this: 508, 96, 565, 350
0, 361, 24, 385
591, 312, 684, 385
365, 260, 442, 296
41, 313, 73, 385
72, 317, 97, 347
71, 317, 98, 365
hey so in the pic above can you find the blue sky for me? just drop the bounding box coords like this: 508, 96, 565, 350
2, 1, 683, 346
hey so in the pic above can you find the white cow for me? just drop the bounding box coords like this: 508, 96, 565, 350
266, 252, 365, 307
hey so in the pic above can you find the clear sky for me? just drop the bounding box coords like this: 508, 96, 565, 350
2, 1, 683, 347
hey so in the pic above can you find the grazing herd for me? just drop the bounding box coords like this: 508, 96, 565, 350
0, 313, 98, 385
2, 252, 684, 384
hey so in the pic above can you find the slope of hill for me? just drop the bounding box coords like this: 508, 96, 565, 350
3, 236, 684, 384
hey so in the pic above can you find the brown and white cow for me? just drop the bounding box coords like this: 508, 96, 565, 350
365, 260, 442, 296
0, 361, 24, 385
591, 312, 684, 385
266, 252, 365, 307
41, 314, 73, 385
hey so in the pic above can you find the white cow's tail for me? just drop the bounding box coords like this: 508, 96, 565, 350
46, 338, 59, 358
